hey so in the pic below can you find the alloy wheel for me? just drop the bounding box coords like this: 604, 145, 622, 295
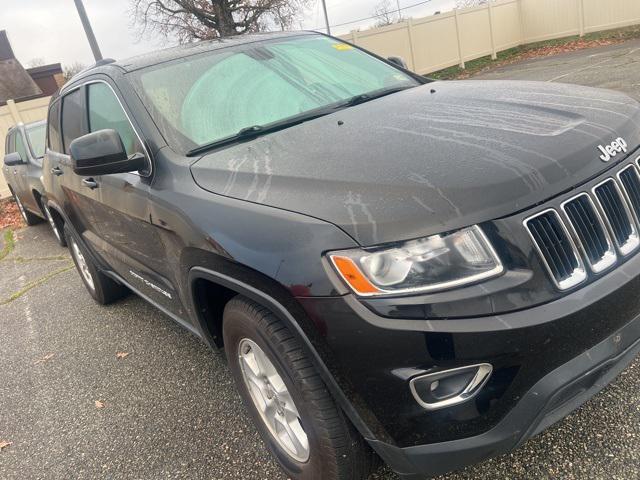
70, 238, 95, 291
43, 204, 62, 243
238, 338, 310, 463
14, 196, 28, 223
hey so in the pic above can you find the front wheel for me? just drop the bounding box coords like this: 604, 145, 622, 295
223, 297, 376, 480
42, 203, 66, 247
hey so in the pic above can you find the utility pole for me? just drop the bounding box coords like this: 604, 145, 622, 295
321, 0, 331, 35
73, 0, 103, 62
396, 0, 402, 20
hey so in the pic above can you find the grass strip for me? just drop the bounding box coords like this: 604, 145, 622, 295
10, 255, 70, 263
0, 263, 75, 306
0, 230, 15, 261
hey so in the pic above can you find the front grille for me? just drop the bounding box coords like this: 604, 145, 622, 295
562, 194, 616, 273
524, 210, 586, 290
525, 159, 640, 290
593, 179, 638, 255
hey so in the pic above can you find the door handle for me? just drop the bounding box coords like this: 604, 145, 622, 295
82, 178, 99, 189
51, 166, 63, 176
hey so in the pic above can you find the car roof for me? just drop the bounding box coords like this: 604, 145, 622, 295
7, 119, 46, 134
25, 119, 46, 128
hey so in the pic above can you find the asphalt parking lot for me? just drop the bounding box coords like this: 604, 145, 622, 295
1, 40, 640, 480
475, 38, 640, 100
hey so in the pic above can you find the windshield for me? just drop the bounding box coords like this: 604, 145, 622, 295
26, 123, 46, 158
132, 34, 419, 153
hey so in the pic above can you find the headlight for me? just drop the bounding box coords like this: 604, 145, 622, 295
328, 226, 503, 296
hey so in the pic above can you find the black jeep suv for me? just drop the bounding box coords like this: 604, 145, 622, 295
42, 32, 640, 479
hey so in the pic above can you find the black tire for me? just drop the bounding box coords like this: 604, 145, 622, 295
13, 192, 41, 226
223, 296, 377, 480
42, 203, 67, 247
64, 225, 128, 305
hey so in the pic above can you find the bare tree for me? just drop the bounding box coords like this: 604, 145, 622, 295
373, 0, 398, 27
456, 0, 489, 8
26, 57, 46, 68
131, 0, 312, 43
63, 62, 87, 82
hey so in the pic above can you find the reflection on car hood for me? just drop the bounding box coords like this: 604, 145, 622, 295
191, 80, 640, 246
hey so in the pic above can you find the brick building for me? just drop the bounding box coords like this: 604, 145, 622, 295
0, 30, 64, 106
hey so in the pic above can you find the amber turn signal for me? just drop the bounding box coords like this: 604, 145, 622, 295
329, 255, 382, 295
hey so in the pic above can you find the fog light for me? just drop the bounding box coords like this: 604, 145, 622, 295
409, 364, 493, 411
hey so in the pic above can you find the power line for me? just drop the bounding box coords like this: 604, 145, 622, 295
321, 0, 433, 30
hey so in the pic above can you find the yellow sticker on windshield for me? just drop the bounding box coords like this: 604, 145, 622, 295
332, 43, 353, 51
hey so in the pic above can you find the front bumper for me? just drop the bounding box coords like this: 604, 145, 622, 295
297, 240, 640, 478
370, 313, 640, 478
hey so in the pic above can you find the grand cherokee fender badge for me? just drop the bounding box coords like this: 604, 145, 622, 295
598, 137, 628, 162
129, 270, 172, 299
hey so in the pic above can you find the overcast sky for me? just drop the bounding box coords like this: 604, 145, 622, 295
2, 0, 457, 68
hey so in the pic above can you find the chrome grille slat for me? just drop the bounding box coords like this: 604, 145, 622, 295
574, 201, 606, 254
561, 193, 616, 273
536, 218, 568, 275
524, 209, 586, 290
618, 164, 640, 222
602, 187, 625, 241
592, 178, 639, 256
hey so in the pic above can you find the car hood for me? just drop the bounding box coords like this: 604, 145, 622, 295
191, 80, 640, 246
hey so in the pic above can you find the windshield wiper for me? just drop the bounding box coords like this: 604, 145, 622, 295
345, 93, 372, 107
342, 86, 412, 108
187, 106, 343, 156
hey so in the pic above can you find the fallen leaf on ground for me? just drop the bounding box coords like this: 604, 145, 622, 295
95, 400, 106, 409
0, 199, 24, 230
115, 352, 129, 359
33, 353, 55, 365
0, 440, 12, 451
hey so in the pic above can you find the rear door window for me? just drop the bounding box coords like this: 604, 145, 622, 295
26, 124, 46, 159
6, 130, 16, 154
61, 88, 88, 154
15, 132, 28, 162
48, 100, 63, 153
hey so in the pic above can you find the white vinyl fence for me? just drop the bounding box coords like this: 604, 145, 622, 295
340, 0, 640, 74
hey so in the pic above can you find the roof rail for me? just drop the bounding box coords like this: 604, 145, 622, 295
94, 58, 116, 67
64, 58, 117, 88
79, 58, 116, 74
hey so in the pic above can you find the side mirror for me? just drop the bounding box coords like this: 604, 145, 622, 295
387, 56, 408, 69
69, 129, 147, 176
4, 152, 25, 166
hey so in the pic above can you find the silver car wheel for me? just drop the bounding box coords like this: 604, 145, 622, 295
15, 195, 28, 222
43, 204, 62, 243
70, 238, 95, 291
238, 338, 310, 463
